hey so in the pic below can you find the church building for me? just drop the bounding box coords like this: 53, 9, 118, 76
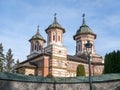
17, 14, 104, 77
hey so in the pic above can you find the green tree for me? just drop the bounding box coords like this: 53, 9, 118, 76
13, 59, 20, 73
76, 64, 86, 76
104, 50, 120, 74
0, 43, 5, 72
4, 48, 15, 73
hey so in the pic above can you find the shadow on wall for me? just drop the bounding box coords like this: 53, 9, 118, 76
114, 86, 120, 90
53, 83, 56, 90
0, 81, 12, 90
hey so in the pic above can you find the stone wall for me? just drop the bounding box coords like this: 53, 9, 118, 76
0, 80, 120, 90
0, 72, 120, 90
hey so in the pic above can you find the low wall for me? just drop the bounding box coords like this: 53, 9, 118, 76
0, 72, 120, 90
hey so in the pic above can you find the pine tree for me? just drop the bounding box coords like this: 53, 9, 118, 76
76, 64, 86, 76
4, 48, 14, 73
0, 43, 5, 72
104, 53, 107, 74
13, 59, 20, 73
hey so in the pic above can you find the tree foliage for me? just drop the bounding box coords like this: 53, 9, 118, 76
13, 59, 20, 73
0, 43, 5, 72
4, 49, 15, 73
0, 44, 18, 73
76, 64, 86, 76
46, 73, 54, 77
104, 50, 120, 74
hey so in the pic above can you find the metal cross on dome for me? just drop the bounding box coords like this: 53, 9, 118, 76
54, 13, 57, 17
37, 25, 39, 29
36, 25, 40, 34
82, 13, 85, 18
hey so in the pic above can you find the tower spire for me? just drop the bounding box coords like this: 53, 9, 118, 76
37, 25, 40, 34
54, 13, 57, 23
82, 13, 86, 25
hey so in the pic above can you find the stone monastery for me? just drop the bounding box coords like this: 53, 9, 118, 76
17, 14, 104, 77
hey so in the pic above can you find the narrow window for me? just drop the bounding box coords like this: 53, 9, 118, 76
58, 35, 60, 41
39, 44, 41, 51
37, 42, 39, 51
35, 41, 39, 51
77, 42, 81, 51
35, 44, 37, 50
78, 45, 80, 51
53, 32, 56, 41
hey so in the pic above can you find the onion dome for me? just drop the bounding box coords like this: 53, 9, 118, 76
74, 14, 96, 39
45, 13, 65, 33
29, 26, 46, 43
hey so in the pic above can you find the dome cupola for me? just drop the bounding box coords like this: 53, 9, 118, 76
74, 14, 96, 40
45, 13, 65, 33
73, 14, 97, 56
28, 26, 46, 56
29, 26, 46, 43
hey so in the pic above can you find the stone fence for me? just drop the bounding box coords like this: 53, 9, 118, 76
0, 72, 120, 90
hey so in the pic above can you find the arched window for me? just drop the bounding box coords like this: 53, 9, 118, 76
53, 32, 56, 41
38, 70, 42, 76
39, 44, 41, 51
35, 44, 37, 50
47, 34, 50, 44
31, 42, 34, 51
77, 42, 81, 51
35, 41, 39, 51
78, 44, 80, 51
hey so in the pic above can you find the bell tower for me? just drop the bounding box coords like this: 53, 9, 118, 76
44, 14, 67, 77
45, 13, 65, 46
28, 26, 46, 59
45, 13, 66, 55
73, 14, 96, 56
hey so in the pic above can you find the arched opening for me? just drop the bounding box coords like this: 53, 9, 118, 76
39, 44, 42, 52
35, 41, 39, 51
53, 32, 56, 41
58, 33, 61, 42
77, 42, 81, 51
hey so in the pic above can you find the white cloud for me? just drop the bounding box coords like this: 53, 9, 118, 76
0, 0, 120, 61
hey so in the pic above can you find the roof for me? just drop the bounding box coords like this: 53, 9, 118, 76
74, 14, 96, 39
76, 24, 94, 35
67, 55, 104, 65
45, 14, 65, 33
17, 53, 51, 69
20, 53, 51, 64
29, 26, 46, 42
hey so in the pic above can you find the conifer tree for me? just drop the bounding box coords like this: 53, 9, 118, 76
0, 43, 5, 72
4, 48, 14, 73
104, 50, 120, 74
13, 59, 20, 73
76, 64, 86, 76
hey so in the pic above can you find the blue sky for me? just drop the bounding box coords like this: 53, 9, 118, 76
0, 0, 120, 61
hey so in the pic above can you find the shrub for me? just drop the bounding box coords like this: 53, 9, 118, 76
46, 73, 54, 77
76, 64, 86, 76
